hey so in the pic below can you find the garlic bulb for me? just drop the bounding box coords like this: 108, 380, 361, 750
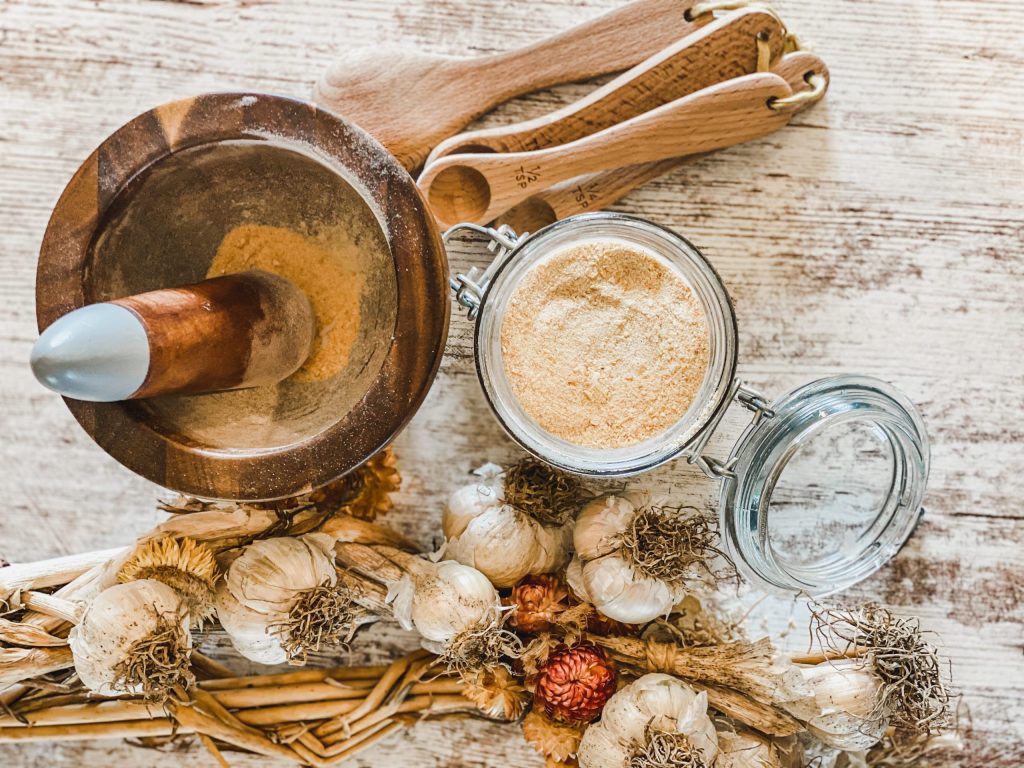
389, 558, 501, 650
442, 463, 573, 587
69, 579, 191, 697
216, 533, 360, 665
780, 660, 887, 751
578, 673, 719, 768
571, 494, 698, 624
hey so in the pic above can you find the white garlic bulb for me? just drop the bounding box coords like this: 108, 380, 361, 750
570, 494, 689, 624
69, 579, 191, 697
780, 660, 887, 751
442, 463, 573, 588
578, 673, 719, 768
215, 533, 342, 665
389, 559, 502, 654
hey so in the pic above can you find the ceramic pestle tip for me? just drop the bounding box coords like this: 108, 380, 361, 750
31, 303, 150, 402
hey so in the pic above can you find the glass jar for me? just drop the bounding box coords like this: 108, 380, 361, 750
445, 212, 930, 596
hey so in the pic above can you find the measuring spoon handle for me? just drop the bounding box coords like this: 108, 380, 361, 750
429, 7, 786, 163
498, 52, 831, 232
420, 72, 794, 227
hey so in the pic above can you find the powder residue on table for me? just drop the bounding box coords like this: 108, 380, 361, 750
501, 239, 710, 449
207, 224, 364, 382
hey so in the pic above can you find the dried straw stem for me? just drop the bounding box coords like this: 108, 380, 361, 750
334, 543, 407, 584
0, 717, 184, 742
319, 515, 418, 551
702, 684, 804, 737
19, 592, 83, 624
594, 636, 783, 706
0, 548, 124, 602
199, 664, 388, 691
0, 646, 73, 687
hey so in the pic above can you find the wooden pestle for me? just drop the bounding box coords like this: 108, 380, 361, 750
31, 271, 315, 402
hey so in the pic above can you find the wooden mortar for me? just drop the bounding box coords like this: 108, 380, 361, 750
36, 93, 449, 501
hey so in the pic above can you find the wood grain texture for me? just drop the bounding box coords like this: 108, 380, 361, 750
315, 0, 712, 169
1, 0, 1022, 766
426, 7, 788, 161
420, 71, 796, 226
35, 92, 450, 502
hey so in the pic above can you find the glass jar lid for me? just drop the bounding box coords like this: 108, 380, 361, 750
718, 375, 930, 596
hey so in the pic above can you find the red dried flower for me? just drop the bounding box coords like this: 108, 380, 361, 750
506, 574, 571, 633
534, 642, 617, 723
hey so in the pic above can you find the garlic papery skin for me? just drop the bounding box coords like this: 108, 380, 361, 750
215, 533, 350, 665
578, 673, 719, 768
389, 559, 501, 648
442, 464, 572, 588
781, 660, 887, 751
572, 494, 687, 624
69, 579, 191, 697
716, 730, 797, 768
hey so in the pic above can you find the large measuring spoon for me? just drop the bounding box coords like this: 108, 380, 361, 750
498, 51, 830, 232
426, 7, 788, 162
418, 71, 795, 228
314, 0, 711, 170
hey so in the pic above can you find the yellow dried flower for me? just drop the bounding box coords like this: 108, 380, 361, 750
523, 709, 585, 762
311, 447, 400, 521
462, 666, 530, 720
117, 536, 218, 623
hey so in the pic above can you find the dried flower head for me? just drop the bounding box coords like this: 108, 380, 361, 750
811, 604, 951, 733
535, 642, 618, 723
118, 536, 218, 624
522, 709, 585, 762
503, 458, 589, 527
463, 665, 530, 720
507, 574, 571, 633
310, 447, 401, 521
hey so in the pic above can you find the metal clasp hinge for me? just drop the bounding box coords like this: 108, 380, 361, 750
444, 223, 523, 320
687, 383, 775, 479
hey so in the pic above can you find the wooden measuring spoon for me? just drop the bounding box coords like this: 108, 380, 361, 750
314, 0, 712, 170
426, 7, 787, 163
499, 51, 830, 233
419, 72, 794, 228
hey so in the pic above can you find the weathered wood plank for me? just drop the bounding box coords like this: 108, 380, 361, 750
1, 0, 1022, 765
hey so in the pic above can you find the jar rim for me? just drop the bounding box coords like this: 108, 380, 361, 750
719, 374, 930, 596
473, 212, 738, 477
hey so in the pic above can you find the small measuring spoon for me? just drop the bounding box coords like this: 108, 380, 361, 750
418, 71, 794, 228
498, 51, 830, 232
425, 7, 788, 164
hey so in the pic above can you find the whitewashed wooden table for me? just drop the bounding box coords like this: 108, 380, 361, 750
1, 0, 1022, 765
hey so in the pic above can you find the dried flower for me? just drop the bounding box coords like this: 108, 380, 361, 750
507, 574, 571, 633
311, 447, 400, 521
522, 709, 585, 762
578, 674, 719, 768
117, 536, 218, 624
535, 642, 617, 723
463, 665, 530, 720
443, 463, 574, 588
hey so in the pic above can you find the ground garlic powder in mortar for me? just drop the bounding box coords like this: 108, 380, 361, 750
208, 224, 364, 383
501, 239, 710, 449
